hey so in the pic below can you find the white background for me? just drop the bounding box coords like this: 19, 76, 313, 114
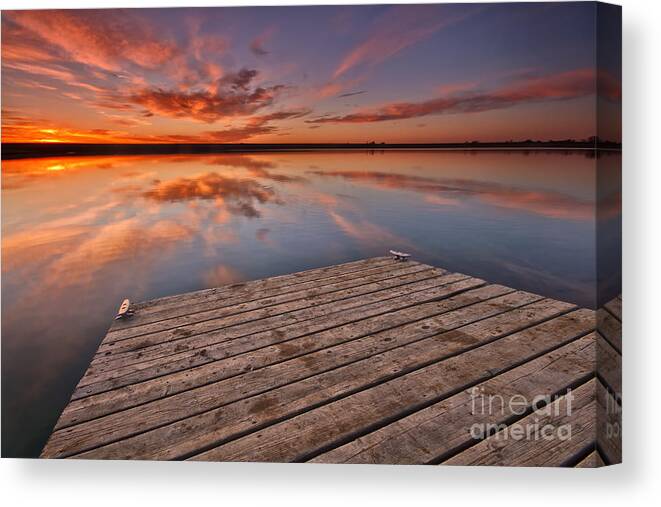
1, 0, 659, 505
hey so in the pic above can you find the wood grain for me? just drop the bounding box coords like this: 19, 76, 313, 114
40, 257, 605, 466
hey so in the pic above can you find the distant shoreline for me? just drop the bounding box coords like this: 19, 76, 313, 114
1, 141, 622, 160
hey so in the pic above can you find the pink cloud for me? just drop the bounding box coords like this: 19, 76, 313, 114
4, 10, 180, 72
250, 27, 277, 56
308, 68, 620, 124
129, 69, 288, 123
436, 81, 478, 96
333, 5, 465, 79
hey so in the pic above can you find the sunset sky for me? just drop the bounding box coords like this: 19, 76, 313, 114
1, 3, 621, 144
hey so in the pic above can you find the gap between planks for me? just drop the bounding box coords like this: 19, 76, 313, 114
40, 258, 605, 465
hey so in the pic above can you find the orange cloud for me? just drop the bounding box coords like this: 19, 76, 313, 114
4, 10, 180, 72
2, 60, 76, 82
1, 108, 310, 144
0, 20, 57, 62
1, 120, 131, 144
2, 11, 291, 133
129, 69, 286, 123
190, 35, 229, 62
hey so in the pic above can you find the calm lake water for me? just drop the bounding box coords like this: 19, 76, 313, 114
1, 150, 621, 457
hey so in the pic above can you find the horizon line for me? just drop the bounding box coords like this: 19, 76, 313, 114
2, 139, 622, 160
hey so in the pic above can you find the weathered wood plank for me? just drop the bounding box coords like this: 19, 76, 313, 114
92, 265, 442, 362
597, 380, 622, 464
80, 271, 470, 385
311, 334, 595, 464
57, 282, 506, 428
109, 258, 406, 334
41, 257, 603, 464
598, 308, 621, 353
576, 450, 605, 468
443, 379, 596, 467
184, 308, 591, 463
45, 295, 571, 458
104, 261, 425, 343
603, 295, 622, 322
129, 257, 392, 315
73, 274, 482, 398
597, 332, 621, 399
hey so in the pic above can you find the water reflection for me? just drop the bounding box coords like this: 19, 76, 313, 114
1, 150, 620, 457
308, 169, 600, 220
141, 172, 282, 218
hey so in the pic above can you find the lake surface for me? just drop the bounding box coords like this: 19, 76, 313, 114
1, 150, 621, 457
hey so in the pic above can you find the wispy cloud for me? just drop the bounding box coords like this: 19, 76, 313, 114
337, 90, 367, 98
333, 5, 469, 79
308, 69, 620, 124
250, 27, 277, 56
4, 10, 180, 72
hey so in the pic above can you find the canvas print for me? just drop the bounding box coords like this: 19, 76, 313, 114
1, 2, 621, 465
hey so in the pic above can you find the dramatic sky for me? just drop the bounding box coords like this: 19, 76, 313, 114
1, 3, 621, 144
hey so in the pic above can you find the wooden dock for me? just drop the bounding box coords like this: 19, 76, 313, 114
40, 257, 621, 466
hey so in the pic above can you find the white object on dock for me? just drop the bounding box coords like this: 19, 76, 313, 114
115, 298, 134, 320
389, 250, 411, 261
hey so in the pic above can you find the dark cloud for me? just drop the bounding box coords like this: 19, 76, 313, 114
249, 27, 276, 57
337, 90, 366, 98
255, 109, 311, 122
193, 108, 310, 141
129, 68, 287, 123
219, 68, 259, 91
250, 40, 269, 56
